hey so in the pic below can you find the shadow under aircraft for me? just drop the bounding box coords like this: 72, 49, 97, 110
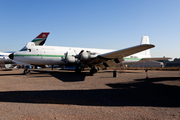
0, 76, 180, 107
31, 69, 91, 82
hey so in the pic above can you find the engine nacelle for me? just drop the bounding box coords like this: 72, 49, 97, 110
80, 51, 90, 61
66, 56, 77, 64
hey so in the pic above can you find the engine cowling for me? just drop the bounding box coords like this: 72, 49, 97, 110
66, 56, 77, 64
80, 51, 90, 61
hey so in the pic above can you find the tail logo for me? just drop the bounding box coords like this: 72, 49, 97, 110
42, 34, 46, 38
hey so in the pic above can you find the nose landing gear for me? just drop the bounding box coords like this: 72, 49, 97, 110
23, 66, 30, 75
24, 68, 30, 75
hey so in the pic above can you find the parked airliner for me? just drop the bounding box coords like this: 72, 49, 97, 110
9, 35, 171, 75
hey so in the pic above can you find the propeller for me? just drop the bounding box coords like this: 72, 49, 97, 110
65, 52, 68, 63
61, 52, 68, 63
63, 51, 77, 64
75, 50, 84, 59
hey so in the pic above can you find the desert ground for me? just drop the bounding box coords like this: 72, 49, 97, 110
0, 68, 180, 120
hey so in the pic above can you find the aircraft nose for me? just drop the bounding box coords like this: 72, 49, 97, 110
9, 53, 14, 60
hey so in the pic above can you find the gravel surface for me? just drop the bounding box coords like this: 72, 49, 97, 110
0, 68, 180, 120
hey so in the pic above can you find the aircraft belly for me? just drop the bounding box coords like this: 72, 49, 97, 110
14, 56, 29, 64
14, 56, 64, 65
38, 57, 64, 65
30, 57, 64, 65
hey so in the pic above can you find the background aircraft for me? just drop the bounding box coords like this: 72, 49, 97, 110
0, 52, 12, 64
0, 32, 50, 68
9, 35, 170, 75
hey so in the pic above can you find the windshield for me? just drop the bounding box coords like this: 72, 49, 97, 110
20, 46, 28, 51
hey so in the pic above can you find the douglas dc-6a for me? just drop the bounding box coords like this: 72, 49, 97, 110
9, 33, 171, 75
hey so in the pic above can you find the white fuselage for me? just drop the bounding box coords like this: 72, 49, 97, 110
13, 45, 151, 65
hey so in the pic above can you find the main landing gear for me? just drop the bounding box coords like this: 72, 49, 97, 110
24, 68, 30, 75
75, 66, 82, 73
90, 66, 98, 75
75, 66, 98, 75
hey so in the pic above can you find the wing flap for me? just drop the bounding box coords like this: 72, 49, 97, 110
98, 63, 106, 69
106, 60, 117, 66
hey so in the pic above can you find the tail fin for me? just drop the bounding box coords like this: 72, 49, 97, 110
141, 35, 149, 44
31, 32, 50, 46
140, 36, 151, 56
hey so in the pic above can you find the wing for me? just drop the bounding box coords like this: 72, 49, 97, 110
85, 44, 155, 69
99, 44, 155, 59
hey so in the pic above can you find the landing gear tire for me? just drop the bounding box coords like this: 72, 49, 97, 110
90, 68, 97, 76
75, 67, 81, 73
24, 69, 30, 75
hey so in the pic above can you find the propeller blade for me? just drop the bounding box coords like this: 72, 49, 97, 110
79, 50, 84, 55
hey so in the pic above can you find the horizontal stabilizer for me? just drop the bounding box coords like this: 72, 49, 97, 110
141, 57, 172, 61
123, 57, 172, 65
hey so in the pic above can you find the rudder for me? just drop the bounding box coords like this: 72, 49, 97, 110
140, 36, 151, 56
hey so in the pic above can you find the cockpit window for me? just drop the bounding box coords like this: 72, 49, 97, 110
20, 46, 28, 51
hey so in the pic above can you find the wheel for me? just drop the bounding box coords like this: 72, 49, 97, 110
75, 67, 81, 73
24, 69, 30, 75
90, 68, 97, 75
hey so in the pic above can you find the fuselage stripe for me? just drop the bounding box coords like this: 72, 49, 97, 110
14, 54, 142, 60
14, 55, 65, 57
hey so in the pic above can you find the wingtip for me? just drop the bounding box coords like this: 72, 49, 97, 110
151, 44, 155, 47
142, 44, 155, 48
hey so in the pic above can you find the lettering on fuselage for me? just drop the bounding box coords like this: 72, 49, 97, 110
130, 56, 138, 58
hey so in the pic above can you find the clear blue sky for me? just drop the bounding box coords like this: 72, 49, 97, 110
0, 0, 180, 60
